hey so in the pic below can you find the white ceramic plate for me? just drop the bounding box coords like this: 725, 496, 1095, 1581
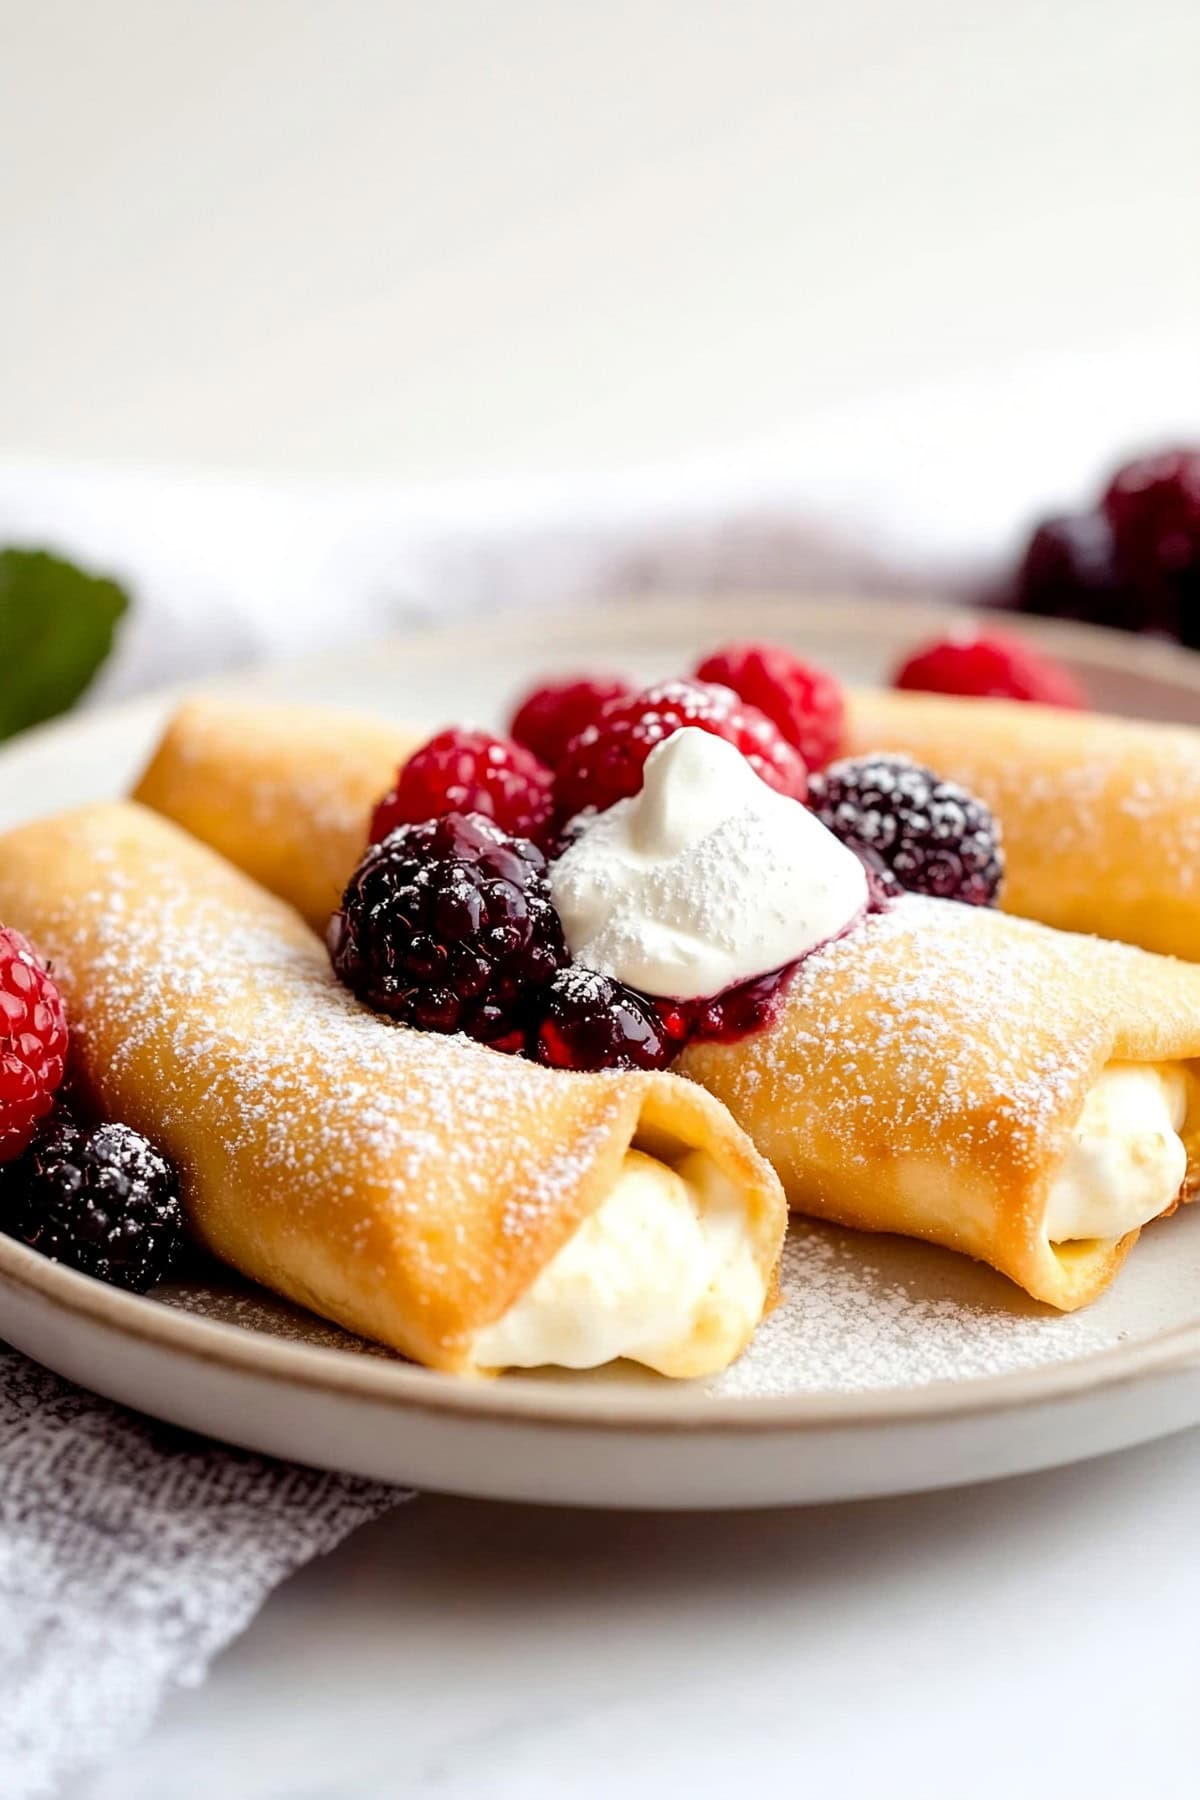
2, 596, 1200, 1510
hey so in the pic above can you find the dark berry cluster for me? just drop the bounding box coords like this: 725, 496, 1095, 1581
1015, 446, 1200, 646
533, 967, 672, 1072
331, 814, 680, 1069
810, 755, 1004, 908
1, 1115, 183, 1292
329, 812, 569, 1053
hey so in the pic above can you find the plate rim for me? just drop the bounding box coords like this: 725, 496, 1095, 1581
6, 1214, 1200, 1435
5, 591, 1200, 770
3, 595, 1200, 1438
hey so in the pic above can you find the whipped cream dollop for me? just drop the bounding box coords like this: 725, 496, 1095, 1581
549, 728, 869, 1000
1046, 1061, 1191, 1243
471, 1147, 766, 1374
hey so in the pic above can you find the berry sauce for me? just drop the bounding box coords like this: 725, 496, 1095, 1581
662, 961, 796, 1047
659, 868, 891, 1050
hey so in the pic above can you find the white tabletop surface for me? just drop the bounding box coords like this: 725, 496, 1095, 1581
73, 1431, 1200, 1800
6, 2, 1200, 1794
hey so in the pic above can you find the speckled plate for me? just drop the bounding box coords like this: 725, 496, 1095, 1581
2, 596, 1200, 1509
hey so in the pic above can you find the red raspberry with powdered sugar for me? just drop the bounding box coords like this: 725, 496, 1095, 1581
554, 678, 808, 821
370, 728, 555, 847
0, 926, 68, 1162
509, 674, 632, 771
694, 641, 845, 770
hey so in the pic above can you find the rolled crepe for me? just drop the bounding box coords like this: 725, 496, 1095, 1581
133, 698, 419, 931
0, 803, 785, 1376
132, 696, 1200, 1306
681, 896, 1200, 1310
845, 689, 1200, 961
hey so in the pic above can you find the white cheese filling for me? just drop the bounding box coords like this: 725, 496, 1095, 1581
1047, 1062, 1191, 1244
472, 1147, 766, 1374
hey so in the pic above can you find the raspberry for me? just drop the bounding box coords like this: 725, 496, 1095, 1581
1, 1116, 182, 1291
509, 675, 632, 770
893, 630, 1085, 710
1102, 448, 1200, 646
555, 679, 807, 820
0, 927, 68, 1162
693, 642, 843, 770
533, 967, 673, 1072
329, 812, 568, 1051
1104, 447, 1200, 568
370, 729, 555, 847
810, 754, 1004, 907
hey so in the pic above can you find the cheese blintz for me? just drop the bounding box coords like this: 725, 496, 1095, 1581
844, 688, 1200, 962
0, 803, 785, 1376
681, 896, 1200, 1310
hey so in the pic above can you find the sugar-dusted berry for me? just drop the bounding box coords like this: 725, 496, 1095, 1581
330, 811, 568, 1050
1, 1116, 182, 1291
810, 754, 1004, 907
532, 967, 673, 1072
371, 729, 555, 847
554, 679, 807, 821
694, 642, 843, 770
0, 926, 68, 1162
509, 675, 632, 770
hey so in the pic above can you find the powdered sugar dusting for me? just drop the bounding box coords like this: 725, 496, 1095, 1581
710, 1222, 1121, 1396
849, 701, 1200, 916
3, 810, 650, 1346
1022, 728, 1200, 891
166, 703, 396, 846
691, 882, 1200, 1200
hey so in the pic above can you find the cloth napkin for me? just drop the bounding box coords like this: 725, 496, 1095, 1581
0, 1345, 400, 1800
4, 342, 1196, 698
0, 459, 934, 701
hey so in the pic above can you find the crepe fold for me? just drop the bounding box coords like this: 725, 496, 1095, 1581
131, 696, 1200, 1308
845, 688, 1200, 961
681, 896, 1200, 1310
133, 698, 420, 931
0, 803, 784, 1375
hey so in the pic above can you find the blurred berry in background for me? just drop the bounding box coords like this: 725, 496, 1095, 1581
1014, 448, 1200, 647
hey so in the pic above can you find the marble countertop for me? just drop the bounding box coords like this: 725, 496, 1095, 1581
74, 1427, 1200, 1800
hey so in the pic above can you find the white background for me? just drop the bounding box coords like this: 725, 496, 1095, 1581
3, 4, 1200, 1795
3, 0, 1198, 482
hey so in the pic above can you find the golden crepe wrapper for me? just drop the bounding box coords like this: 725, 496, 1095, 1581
0, 803, 785, 1375
681, 896, 1200, 1309
132, 695, 1200, 1308
845, 689, 1200, 961
134, 698, 419, 931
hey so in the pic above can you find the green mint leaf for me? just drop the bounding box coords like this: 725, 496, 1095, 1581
0, 548, 130, 739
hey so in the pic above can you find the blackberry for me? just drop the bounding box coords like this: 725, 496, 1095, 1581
810, 755, 1004, 907
1012, 448, 1200, 645
1103, 448, 1200, 646
532, 967, 674, 1072
1015, 513, 1130, 630
1, 1116, 183, 1291
329, 811, 569, 1051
